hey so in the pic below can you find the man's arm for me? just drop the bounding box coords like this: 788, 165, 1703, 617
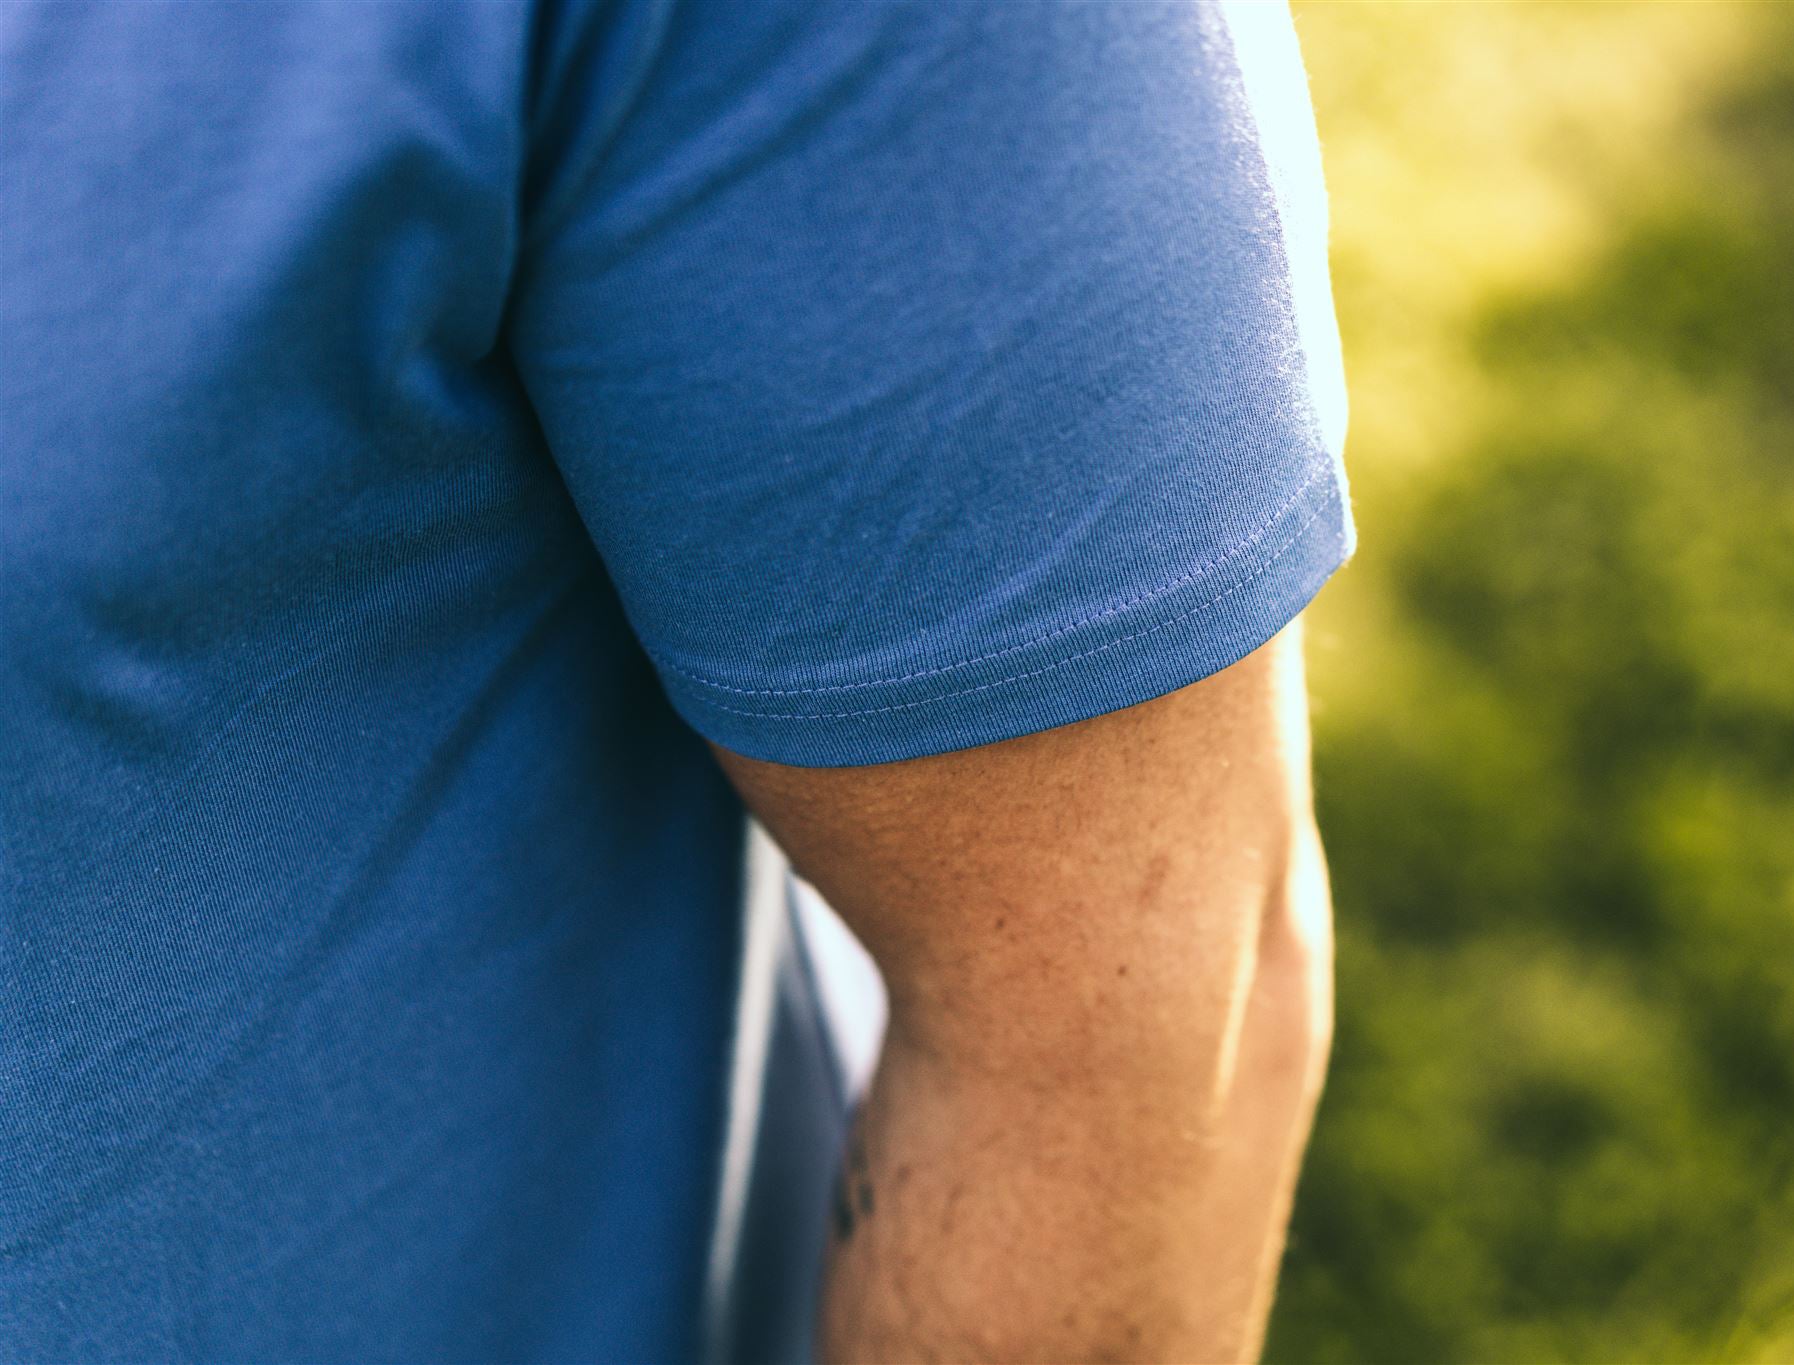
712, 623, 1334, 1364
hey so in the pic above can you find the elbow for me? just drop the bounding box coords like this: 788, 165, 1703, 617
1233, 814, 1335, 1121
881, 813, 1336, 1131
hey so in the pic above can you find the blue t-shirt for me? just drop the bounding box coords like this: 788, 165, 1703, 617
0, 1, 1351, 1359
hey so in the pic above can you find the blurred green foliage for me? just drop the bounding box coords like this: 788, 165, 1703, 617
1268, 6, 1794, 1362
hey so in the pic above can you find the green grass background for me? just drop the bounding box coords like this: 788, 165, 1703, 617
1267, 5, 1794, 1362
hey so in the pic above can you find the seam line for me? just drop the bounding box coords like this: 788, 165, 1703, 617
679, 482, 1339, 723
649, 461, 1331, 698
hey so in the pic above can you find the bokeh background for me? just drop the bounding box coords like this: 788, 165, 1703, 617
1266, 4, 1794, 1362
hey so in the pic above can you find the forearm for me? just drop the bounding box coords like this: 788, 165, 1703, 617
819, 824, 1335, 1365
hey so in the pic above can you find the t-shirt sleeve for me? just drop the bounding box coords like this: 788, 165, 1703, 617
505, 0, 1353, 768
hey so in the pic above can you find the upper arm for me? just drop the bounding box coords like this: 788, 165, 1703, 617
712, 622, 1321, 1071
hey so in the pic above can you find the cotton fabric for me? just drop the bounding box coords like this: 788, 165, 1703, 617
0, 1, 1350, 1358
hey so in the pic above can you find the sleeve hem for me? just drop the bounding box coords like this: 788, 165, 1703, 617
660, 469, 1353, 768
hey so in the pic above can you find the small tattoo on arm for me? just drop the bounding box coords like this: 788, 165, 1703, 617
832, 1130, 875, 1242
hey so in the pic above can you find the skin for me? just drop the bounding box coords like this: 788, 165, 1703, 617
712, 621, 1334, 1364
